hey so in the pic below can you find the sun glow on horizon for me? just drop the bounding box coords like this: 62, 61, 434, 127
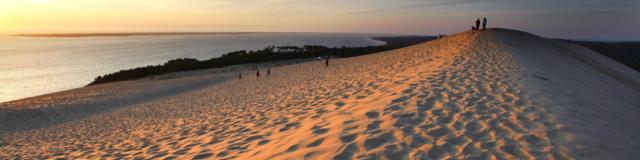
31, 0, 50, 4
1, 0, 244, 34
0, 0, 476, 35
0, 0, 638, 40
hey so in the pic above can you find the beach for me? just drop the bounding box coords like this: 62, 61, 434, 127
0, 32, 387, 103
1, 29, 639, 159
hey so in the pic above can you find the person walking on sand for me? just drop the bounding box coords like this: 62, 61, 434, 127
267, 67, 271, 76
325, 57, 329, 67
475, 18, 481, 31
256, 69, 260, 77
482, 17, 487, 30
238, 72, 242, 79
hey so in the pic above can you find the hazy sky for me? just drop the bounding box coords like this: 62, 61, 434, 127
1, 0, 638, 40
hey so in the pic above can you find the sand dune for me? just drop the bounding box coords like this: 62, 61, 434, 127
1, 29, 639, 159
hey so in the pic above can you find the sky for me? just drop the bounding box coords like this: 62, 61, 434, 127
1, 0, 638, 41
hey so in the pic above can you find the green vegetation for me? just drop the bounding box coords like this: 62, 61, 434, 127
88, 36, 436, 85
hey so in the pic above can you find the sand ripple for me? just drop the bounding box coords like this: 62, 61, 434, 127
1, 31, 576, 159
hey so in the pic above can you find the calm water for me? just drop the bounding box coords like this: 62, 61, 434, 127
0, 33, 388, 103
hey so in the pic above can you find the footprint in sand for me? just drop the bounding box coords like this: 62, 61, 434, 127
192, 152, 213, 159
365, 111, 380, 119
312, 128, 329, 135
287, 144, 299, 152
306, 138, 325, 148
363, 132, 395, 150
340, 134, 358, 143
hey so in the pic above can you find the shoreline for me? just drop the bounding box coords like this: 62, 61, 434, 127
0, 35, 435, 104
0, 33, 424, 103
87, 36, 436, 85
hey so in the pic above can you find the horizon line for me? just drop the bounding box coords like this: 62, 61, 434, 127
8, 31, 417, 38
2, 30, 637, 42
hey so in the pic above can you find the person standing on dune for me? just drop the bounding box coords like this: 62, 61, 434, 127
475, 18, 481, 31
482, 17, 487, 30
256, 69, 260, 77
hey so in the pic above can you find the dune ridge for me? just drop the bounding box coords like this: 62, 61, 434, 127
1, 29, 639, 159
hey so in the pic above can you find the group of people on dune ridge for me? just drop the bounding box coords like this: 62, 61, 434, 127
472, 17, 488, 30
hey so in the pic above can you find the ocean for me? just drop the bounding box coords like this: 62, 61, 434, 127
0, 32, 388, 103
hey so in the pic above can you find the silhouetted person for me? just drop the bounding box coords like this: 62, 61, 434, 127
238, 72, 242, 79
482, 17, 487, 30
256, 69, 260, 77
267, 67, 271, 76
475, 18, 480, 31
325, 57, 329, 67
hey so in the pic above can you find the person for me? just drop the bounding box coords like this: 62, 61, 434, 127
267, 67, 271, 76
325, 57, 329, 67
482, 17, 487, 30
475, 18, 480, 31
256, 69, 260, 77
238, 72, 242, 79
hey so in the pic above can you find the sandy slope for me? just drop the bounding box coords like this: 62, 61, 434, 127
492, 29, 640, 159
1, 29, 639, 159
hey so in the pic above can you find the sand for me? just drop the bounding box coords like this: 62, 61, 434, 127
1, 29, 639, 159
494, 29, 640, 159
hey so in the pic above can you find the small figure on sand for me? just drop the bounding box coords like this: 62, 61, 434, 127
325, 57, 329, 67
475, 18, 481, 31
267, 67, 271, 76
482, 17, 487, 30
238, 72, 242, 79
256, 69, 260, 77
